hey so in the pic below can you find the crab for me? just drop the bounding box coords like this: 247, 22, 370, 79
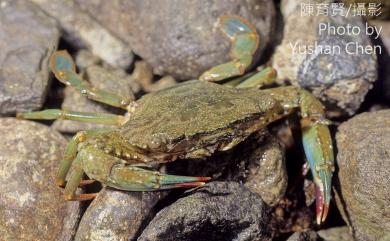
17, 15, 334, 224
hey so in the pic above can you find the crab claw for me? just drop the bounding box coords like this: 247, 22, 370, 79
302, 122, 334, 225
315, 184, 330, 225
157, 174, 211, 189
312, 165, 332, 224
103, 164, 211, 192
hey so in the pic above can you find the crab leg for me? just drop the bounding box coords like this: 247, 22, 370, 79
263, 86, 334, 224
17, 109, 126, 125
236, 67, 276, 88
56, 129, 111, 187
50, 50, 132, 110
223, 67, 276, 88
79, 145, 211, 192
63, 155, 98, 201
199, 15, 259, 82
107, 165, 211, 191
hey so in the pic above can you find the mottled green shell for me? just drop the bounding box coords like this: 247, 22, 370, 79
119, 80, 279, 150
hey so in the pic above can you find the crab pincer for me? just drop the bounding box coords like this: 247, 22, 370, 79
302, 121, 334, 224
105, 165, 211, 191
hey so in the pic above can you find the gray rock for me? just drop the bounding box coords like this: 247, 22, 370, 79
317, 226, 354, 241
75, 50, 102, 70
75, 187, 165, 241
138, 182, 271, 241
130, 61, 177, 93
169, 132, 287, 207
76, 0, 276, 80
243, 135, 287, 206
52, 63, 139, 133
336, 110, 390, 241
286, 231, 320, 241
370, 20, 390, 101
0, 118, 81, 241
273, 0, 377, 117
0, 0, 59, 115
31, 0, 133, 68
342, 0, 390, 20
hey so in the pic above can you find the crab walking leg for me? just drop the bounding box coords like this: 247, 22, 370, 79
56, 129, 112, 187
50, 50, 132, 110
199, 15, 259, 82
222, 67, 276, 88
63, 155, 98, 201
17, 109, 126, 125
235, 67, 276, 88
79, 145, 211, 192
263, 87, 335, 224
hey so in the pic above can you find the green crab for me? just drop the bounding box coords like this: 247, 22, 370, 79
18, 16, 334, 224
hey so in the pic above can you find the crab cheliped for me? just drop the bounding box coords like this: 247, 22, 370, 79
18, 16, 334, 224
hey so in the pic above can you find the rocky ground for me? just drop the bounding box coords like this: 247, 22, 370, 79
0, 0, 389, 241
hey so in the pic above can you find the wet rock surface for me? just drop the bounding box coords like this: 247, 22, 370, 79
76, 0, 276, 80
31, 0, 133, 68
243, 135, 287, 206
286, 231, 320, 241
52, 62, 139, 133
0, 118, 81, 241
138, 182, 271, 241
317, 226, 354, 241
273, 0, 377, 117
75, 187, 165, 241
336, 110, 390, 241
286, 227, 354, 241
0, 0, 59, 115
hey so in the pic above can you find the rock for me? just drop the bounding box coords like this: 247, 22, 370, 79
273, 0, 377, 117
286, 227, 355, 241
317, 226, 354, 241
372, 21, 390, 52
336, 110, 390, 241
169, 132, 287, 206
370, 20, 390, 101
76, 0, 276, 80
75, 50, 102, 69
143, 76, 177, 93
75, 187, 165, 241
131, 61, 177, 93
342, 0, 390, 20
138, 182, 271, 241
0, 118, 81, 241
286, 231, 320, 241
243, 135, 287, 206
31, 0, 133, 68
0, 0, 59, 115
52, 62, 139, 133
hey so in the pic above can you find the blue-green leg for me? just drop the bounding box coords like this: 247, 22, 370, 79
199, 15, 259, 82
79, 145, 211, 192
63, 154, 98, 201
56, 129, 111, 187
223, 67, 276, 88
50, 50, 132, 110
262, 86, 334, 224
17, 109, 126, 125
